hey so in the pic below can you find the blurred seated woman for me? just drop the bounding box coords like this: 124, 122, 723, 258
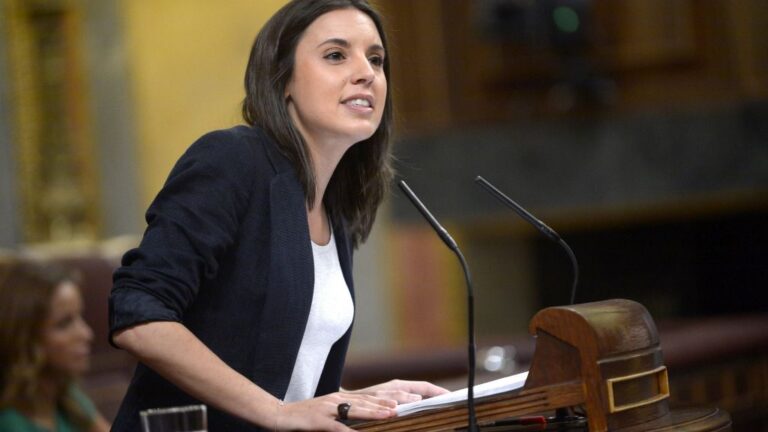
0, 257, 110, 432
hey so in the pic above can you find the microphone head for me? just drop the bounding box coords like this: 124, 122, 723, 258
398, 179, 459, 252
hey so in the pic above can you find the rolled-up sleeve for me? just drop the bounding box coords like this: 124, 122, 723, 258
109, 129, 258, 343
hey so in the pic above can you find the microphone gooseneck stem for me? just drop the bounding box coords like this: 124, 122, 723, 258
456, 248, 477, 432
397, 180, 479, 432
559, 238, 579, 305
474, 175, 579, 305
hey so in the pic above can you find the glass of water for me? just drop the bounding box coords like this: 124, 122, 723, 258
140, 404, 207, 432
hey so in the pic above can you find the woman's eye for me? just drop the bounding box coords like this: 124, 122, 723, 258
324, 51, 345, 62
55, 315, 74, 330
369, 55, 384, 67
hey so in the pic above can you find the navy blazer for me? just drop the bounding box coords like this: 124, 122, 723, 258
108, 125, 355, 431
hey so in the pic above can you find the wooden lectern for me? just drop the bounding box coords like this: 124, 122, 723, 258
356, 299, 731, 431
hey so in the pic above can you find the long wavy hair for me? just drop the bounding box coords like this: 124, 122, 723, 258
242, 0, 394, 248
0, 258, 91, 430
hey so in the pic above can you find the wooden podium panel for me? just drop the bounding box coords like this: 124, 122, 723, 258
355, 299, 731, 432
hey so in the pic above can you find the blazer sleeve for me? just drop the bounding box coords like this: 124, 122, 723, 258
109, 129, 259, 341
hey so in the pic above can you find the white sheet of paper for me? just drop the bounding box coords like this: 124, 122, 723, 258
395, 371, 529, 417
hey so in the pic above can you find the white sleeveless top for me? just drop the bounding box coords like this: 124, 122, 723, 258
283, 230, 354, 402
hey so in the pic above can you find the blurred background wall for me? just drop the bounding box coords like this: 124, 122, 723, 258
377, 0, 768, 346
1, 0, 767, 427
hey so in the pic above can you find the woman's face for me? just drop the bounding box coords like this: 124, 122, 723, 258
286, 8, 386, 152
41, 282, 93, 377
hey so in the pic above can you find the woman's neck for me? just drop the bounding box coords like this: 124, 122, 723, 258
308, 142, 348, 205
25, 378, 58, 430
305, 136, 350, 245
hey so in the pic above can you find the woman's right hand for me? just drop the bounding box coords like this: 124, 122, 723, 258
274, 392, 397, 431
114, 322, 395, 431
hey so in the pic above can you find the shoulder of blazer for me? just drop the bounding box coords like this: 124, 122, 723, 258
227, 125, 295, 177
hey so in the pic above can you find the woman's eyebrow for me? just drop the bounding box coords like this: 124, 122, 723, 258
369, 43, 385, 53
317, 38, 350, 48
316, 38, 385, 53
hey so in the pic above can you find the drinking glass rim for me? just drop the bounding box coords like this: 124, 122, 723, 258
140, 404, 207, 417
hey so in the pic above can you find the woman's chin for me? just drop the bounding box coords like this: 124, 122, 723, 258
73, 358, 91, 375
51, 358, 91, 377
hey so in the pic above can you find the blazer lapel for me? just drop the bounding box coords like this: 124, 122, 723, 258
251, 138, 315, 397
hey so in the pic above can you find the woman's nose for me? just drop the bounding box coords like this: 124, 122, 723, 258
351, 56, 375, 85
77, 317, 94, 342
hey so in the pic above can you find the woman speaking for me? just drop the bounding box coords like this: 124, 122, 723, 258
108, 1, 446, 430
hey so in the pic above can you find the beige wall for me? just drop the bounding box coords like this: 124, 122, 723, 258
120, 0, 287, 206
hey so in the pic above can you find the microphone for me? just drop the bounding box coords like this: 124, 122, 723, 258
474, 175, 579, 305
398, 180, 478, 432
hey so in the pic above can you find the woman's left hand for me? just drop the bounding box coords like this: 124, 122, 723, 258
344, 380, 450, 405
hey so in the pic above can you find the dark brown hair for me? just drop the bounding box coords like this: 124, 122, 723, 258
242, 0, 393, 248
0, 257, 91, 430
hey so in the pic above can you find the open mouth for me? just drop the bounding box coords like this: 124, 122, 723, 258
342, 95, 374, 110
346, 98, 371, 108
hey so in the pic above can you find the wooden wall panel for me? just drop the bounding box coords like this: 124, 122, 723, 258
378, 0, 768, 133
378, 0, 455, 133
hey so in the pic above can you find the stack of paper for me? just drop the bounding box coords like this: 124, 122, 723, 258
395, 371, 529, 416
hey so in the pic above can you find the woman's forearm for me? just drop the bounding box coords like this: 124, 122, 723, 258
112, 321, 279, 428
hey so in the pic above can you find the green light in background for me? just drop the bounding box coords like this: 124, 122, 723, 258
553, 6, 580, 33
